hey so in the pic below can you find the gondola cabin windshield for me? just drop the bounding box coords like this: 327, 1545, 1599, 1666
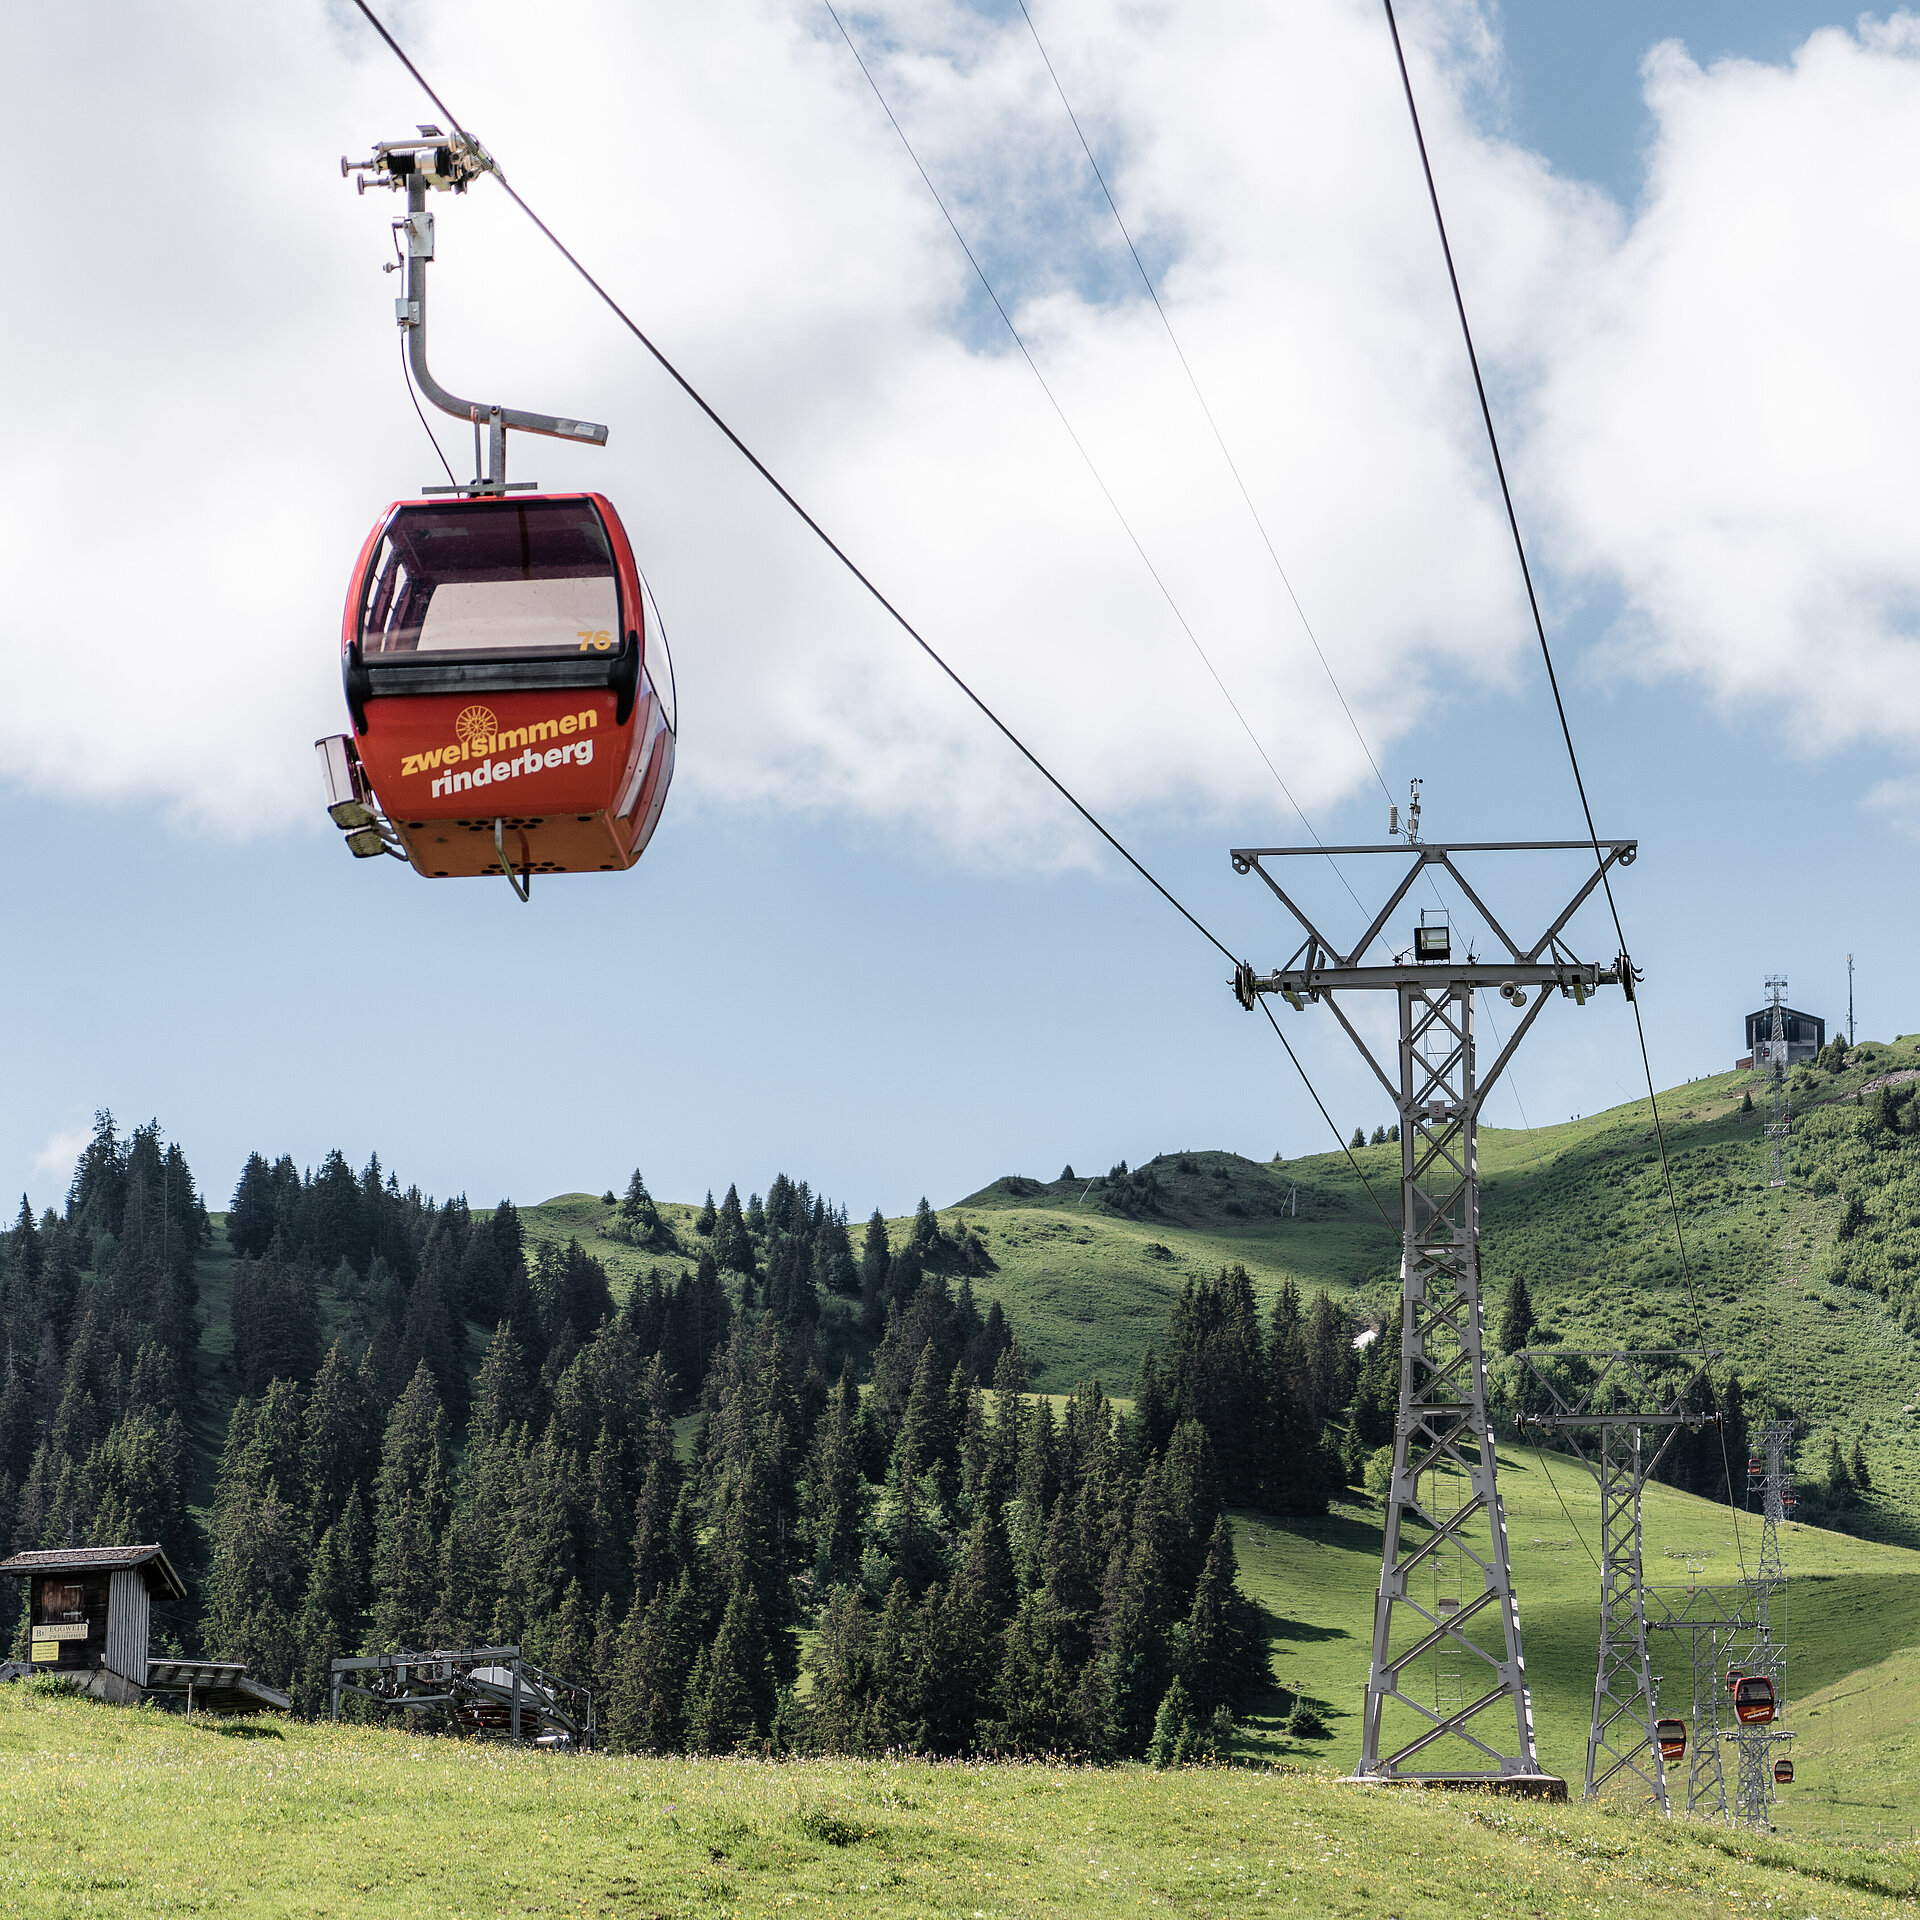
360, 498, 621, 656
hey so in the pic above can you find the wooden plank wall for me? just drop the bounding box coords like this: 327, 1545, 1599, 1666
105, 1570, 150, 1688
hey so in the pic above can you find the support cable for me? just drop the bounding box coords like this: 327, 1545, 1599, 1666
1014, 0, 1396, 813
393, 233, 459, 489
819, 0, 1357, 899
343, 0, 1400, 1214
1380, 0, 1746, 1575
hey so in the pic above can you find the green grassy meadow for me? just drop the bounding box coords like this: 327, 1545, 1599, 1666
111, 1041, 1920, 1912
9, 1682, 1920, 1919
1228, 1447, 1920, 1827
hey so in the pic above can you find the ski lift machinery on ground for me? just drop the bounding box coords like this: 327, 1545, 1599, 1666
316, 129, 676, 901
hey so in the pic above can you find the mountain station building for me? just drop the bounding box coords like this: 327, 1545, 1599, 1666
1740, 1004, 1826, 1071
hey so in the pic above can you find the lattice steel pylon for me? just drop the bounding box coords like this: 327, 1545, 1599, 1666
1726, 1419, 1795, 1830
1232, 833, 1636, 1786
1517, 1349, 1720, 1811
1762, 976, 1791, 1188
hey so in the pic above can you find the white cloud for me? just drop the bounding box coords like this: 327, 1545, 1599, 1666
6, 2, 1920, 860
29, 1127, 90, 1189
1526, 16, 1920, 753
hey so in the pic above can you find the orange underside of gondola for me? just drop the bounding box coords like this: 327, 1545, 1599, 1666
358, 685, 672, 877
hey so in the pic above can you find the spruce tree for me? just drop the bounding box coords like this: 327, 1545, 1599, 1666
1179, 1516, 1261, 1715
803, 1368, 868, 1590
617, 1169, 663, 1248
688, 1582, 773, 1751
1826, 1433, 1852, 1504
370, 1363, 452, 1649
695, 1190, 717, 1236
1497, 1273, 1539, 1355
860, 1210, 891, 1330
1147, 1675, 1198, 1768
1851, 1436, 1872, 1490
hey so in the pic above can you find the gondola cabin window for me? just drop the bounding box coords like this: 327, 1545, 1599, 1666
360, 500, 620, 657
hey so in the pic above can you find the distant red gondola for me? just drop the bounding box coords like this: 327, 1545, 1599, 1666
1655, 1716, 1687, 1761
1774, 1758, 1794, 1785
1732, 1674, 1776, 1726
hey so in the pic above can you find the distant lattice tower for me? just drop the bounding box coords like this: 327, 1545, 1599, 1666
1729, 1420, 1794, 1830
1763, 977, 1790, 1188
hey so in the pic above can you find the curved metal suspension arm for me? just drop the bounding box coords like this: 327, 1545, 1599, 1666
398, 171, 606, 489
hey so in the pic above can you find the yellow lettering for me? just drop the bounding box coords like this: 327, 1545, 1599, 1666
528, 721, 558, 744
577, 708, 597, 730
499, 727, 528, 750
401, 754, 420, 777
559, 714, 577, 736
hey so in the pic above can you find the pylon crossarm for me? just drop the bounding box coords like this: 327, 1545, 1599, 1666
1344, 857, 1431, 967
1230, 856, 1340, 958
1521, 842, 1637, 962
1432, 855, 1527, 962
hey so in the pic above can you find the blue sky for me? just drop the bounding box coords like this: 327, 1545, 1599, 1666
4, 0, 1915, 1221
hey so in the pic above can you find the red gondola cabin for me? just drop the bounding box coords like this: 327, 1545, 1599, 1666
326, 492, 674, 883
1732, 1674, 1776, 1725
1655, 1716, 1687, 1761
1774, 1758, 1794, 1785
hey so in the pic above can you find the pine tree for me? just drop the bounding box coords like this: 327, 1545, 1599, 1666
802, 1584, 874, 1753
1826, 1433, 1853, 1504
695, 1190, 717, 1236
1147, 1675, 1198, 1768
607, 1571, 699, 1752
370, 1363, 452, 1649
687, 1582, 774, 1751
1851, 1436, 1872, 1491
860, 1210, 891, 1331
1497, 1273, 1539, 1355
804, 1368, 868, 1590
714, 1185, 756, 1276
617, 1170, 664, 1248
1179, 1516, 1262, 1715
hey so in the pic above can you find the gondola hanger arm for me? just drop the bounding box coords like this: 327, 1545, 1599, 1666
343, 130, 607, 495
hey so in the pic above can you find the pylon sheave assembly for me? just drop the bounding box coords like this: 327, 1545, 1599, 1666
316, 130, 676, 900
1232, 827, 1638, 1790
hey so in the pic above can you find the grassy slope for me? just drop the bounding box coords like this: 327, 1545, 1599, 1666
7, 1687, 1920, 1918
1228, 1451, 1920, 1813
512, 1041, 1920, 1489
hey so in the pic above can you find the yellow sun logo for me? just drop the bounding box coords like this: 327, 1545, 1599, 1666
455, 705, 497, 748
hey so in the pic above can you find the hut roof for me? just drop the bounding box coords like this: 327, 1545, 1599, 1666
0, 1544, 187, 1601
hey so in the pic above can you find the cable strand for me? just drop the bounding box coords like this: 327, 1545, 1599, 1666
345, 0, 1415, 1199
1381, 0, 1746, 1577
820, 0, 1352, 890
1016, 0, 1395, 812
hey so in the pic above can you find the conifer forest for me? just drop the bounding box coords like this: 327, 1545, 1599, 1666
0, 1117, 1346, 1761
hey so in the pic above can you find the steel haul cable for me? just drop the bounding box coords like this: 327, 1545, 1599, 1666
1015, 0, 1397, 818
819, 0, 1363, 908
1380, 0, 1748, 1577
344, 0, 1399, 1229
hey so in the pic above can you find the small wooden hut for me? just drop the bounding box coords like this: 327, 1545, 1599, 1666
1, 1544, 186, 1702
1, 1543, 288, 1713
